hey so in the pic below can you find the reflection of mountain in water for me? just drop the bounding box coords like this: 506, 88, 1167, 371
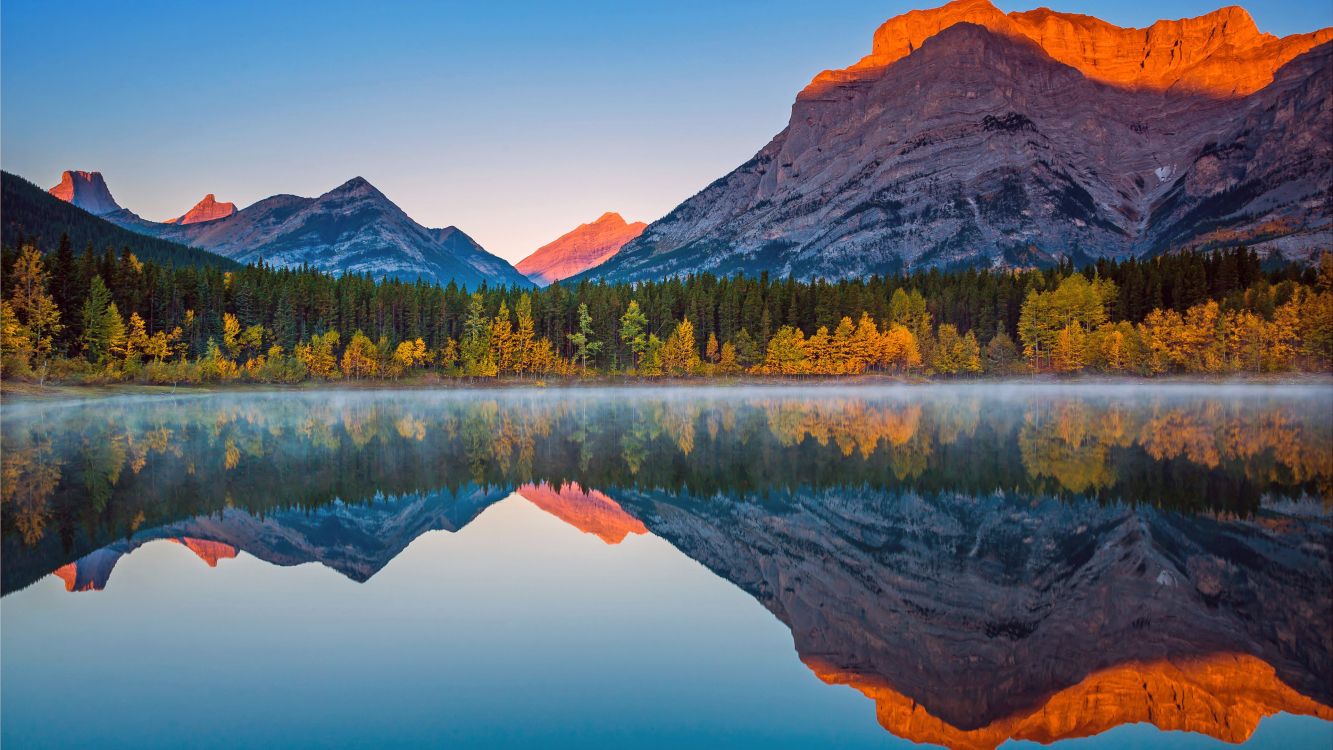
50, 486, 510, 590
4, 389, 1331, 748
46, 482, 651, 591
610, 485, 1333, 745
40, 480, 1333, 747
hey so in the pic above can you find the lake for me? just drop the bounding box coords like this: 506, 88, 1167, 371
1, 384, 1330, 749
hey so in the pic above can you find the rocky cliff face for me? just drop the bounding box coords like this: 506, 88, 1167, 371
47, 170, 122, 215
587, 2, 1332, 281
807, 0, 1332, 98
108, 176, 532, 289
516, 212, 647, 286
164, 194, 236, 225
610, 485, 1332, 745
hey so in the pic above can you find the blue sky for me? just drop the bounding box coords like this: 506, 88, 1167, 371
2, 0, 1328, 262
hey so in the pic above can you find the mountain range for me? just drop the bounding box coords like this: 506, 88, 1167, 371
47, 170, 532, 289
26, 2, 1333, 286
584, 0, 1332, 281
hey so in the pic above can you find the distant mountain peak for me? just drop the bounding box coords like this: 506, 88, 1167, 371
326, 176, 382, 197
516, 211, 647, 286
47, 170, 122, 215
164, 193, 236, 225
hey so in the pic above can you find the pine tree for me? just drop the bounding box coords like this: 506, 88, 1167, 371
460, 292, 495, 376
619, 300, 648, 369
568, 303, 601, 372
79, 276, 125, 364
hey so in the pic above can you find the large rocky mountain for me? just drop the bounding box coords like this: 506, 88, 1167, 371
516, 212, 647, 285
586, 1, 1333, 282
49, 172, 531, 289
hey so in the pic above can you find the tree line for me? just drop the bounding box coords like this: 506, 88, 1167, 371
1, 235, 1330, 384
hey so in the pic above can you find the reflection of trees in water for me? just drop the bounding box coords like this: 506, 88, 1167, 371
2, 392, 1329, 584
1, 427, 61, 545
1019, 404, 1118, 495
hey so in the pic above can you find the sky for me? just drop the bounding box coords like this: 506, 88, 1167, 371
2, 0, 1328, 263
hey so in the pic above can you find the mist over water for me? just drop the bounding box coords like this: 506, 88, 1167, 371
2, 384, 1330, 748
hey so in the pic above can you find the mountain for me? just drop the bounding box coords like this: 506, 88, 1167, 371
109, 176, 532, 289
516, 212, 647, 285
164, 194, 236, 225
1, 171, 240, 270
584, 1, 1332, 282
47, 170, 121, 215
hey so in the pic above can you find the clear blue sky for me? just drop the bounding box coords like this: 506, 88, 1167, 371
3, 0, 1327, 262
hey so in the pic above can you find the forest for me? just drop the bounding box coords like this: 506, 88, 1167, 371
1, 233, 1331, 385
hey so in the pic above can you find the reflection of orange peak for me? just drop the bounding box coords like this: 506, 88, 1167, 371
171, 537, 239, 567
805, 0, 1333, 98
806, 653, 1333, 750
516, 482, 648, 544
53, 563, 97, 592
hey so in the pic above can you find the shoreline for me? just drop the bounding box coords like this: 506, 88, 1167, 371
3, 372, 1330, 405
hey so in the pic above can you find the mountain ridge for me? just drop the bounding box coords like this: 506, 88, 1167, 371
76, 173, 532, 289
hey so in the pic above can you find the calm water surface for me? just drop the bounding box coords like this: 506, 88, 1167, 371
2, 384, 1330, 749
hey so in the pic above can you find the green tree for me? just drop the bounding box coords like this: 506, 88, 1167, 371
568, 303, 602, 372
460, 292, 496, 376
79, 276, 125, 364
619, 300, 648, 369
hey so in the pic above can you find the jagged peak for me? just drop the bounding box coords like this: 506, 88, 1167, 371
47, 169, 121, 215
805, 1, 1332, 98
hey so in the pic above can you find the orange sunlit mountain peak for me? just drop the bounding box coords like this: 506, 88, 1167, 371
515, 213, 647, 286
805, 653, 1333, 750
804, 0, 1333, 98
516, 482, 648, 544
163, 194, 236, 225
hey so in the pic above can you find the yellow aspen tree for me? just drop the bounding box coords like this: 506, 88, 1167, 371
6, 245, 62, 362
761, 326, 809, 375
660, 318, 701, 375
341, 330, 380, 379
850, 313, 880, 373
